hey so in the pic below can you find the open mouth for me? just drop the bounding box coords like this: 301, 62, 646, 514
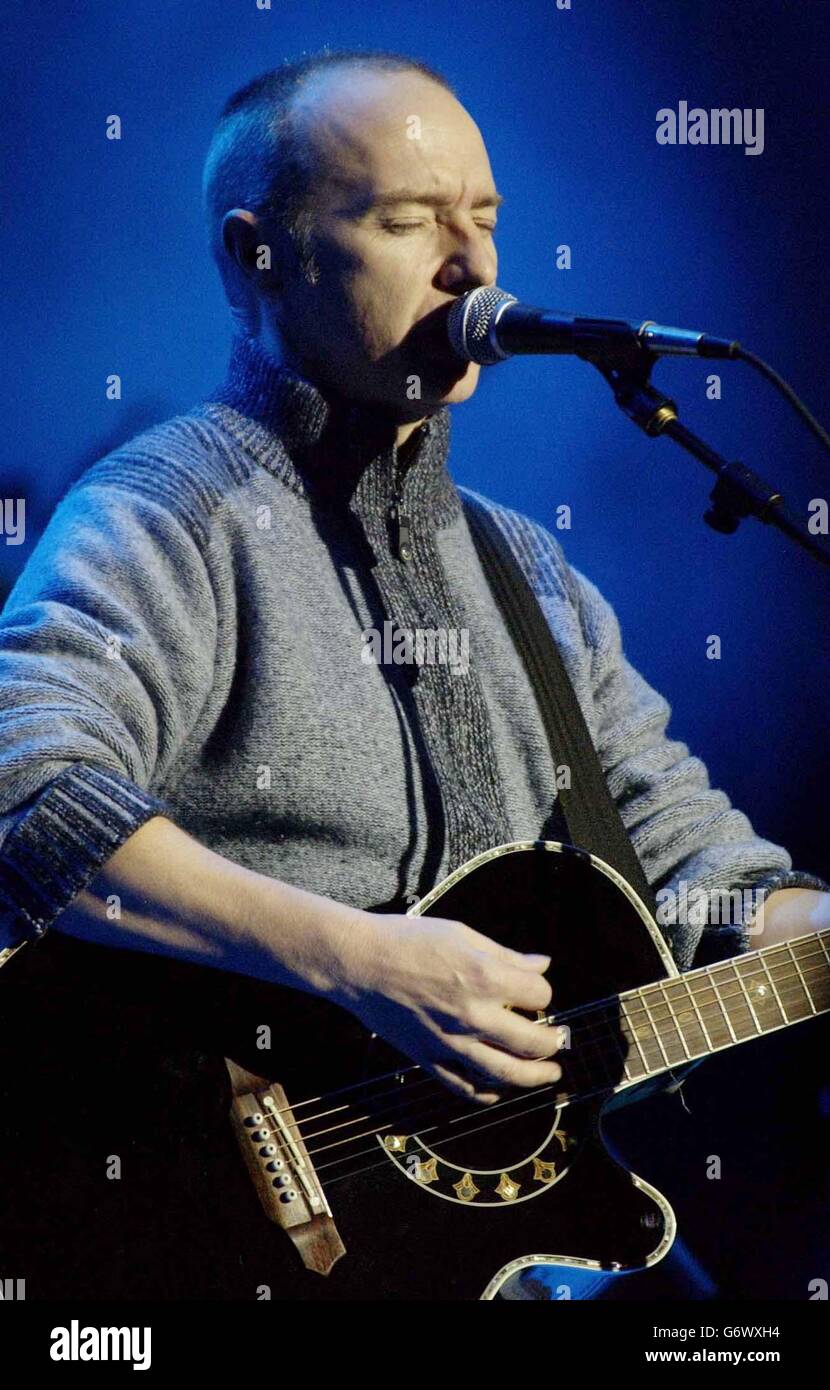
414, 304, 466, 361
419, 330, 468, 368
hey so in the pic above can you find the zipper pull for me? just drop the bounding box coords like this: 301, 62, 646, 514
388, 503, 412, 562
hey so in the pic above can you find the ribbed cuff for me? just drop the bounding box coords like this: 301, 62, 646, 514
699, 867, 830, 960
751, 868, 830, 896
0, 762, 172, 941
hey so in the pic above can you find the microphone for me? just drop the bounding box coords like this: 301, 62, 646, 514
446, 286, 740, 366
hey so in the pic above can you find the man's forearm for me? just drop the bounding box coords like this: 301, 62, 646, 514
51, 814, 366, 998
748, 887, 830, 947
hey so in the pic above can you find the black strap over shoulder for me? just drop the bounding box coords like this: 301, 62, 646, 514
463, 493, 657, 918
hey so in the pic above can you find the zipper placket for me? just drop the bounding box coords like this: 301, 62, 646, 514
388, 449, 412, 563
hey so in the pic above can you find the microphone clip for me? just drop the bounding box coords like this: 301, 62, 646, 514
594, 352, 679, 438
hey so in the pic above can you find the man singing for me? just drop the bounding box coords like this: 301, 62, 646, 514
0, 50, 826, 1301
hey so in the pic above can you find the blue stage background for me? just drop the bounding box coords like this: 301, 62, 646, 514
2, 0, 828, 1299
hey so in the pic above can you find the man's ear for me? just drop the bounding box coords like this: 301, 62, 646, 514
221, 208, 281, 292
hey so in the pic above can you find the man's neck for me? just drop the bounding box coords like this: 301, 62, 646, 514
396, 415, 428, 457
253, 329, 428, 458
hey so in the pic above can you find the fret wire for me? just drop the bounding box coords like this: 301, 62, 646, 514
658, 981, 693, 1059
754, 950, 788, 1025
760, 977, 821, 1008
658, 948, 830, 1056
599, 942, 830, 1086
574, 942, 830, 1091
725, 959, 763, 1033
578, 961, 823, 1067
568, 940, 828, 1043
741, 940, 829, 997
633, 961, 823, 1045
677, 975, 715, 1051
619, 1004, 651, 1074
728, 954, 823, 1028
778, 945, 811, 1011
660, 978, 715, 1048
643, 977, 723, 1031
624, 1017, 669, 1068
579, 976, 826, 1090
576, 999, 682, 1077
685, 968, 737, 1046
722, 961, 772, 1039
697, 967, 739, 1043
717, 955, 820, 993
624, 962, 808, 1065
637, 989, 673, 1067
537, 936, 830, 1089
642, 981, 694, 1061
236, 941, 830, 1170
627, 978, 720, 1068
706, 973, 739, 1045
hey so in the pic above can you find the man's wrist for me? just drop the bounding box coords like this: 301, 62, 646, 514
746, 887, 830, 947
243, 871, 378, 1002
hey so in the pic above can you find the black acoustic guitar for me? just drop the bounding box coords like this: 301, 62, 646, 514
219, 838, 830, 1301
1, 838, 827, 1301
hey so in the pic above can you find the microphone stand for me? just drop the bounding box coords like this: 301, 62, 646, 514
592, 350, 830, 572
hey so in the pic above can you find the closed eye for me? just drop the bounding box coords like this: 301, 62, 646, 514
381, 220, 497, 234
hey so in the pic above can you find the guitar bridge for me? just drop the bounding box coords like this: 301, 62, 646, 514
224, 1057, 346, 1276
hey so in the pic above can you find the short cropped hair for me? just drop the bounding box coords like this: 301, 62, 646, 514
202, 49, 455, 279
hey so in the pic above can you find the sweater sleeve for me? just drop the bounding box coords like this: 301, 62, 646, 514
569, 563, 829, 970
0, 474, 218, 950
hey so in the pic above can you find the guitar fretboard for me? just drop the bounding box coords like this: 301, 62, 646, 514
562, 929, 830, 1097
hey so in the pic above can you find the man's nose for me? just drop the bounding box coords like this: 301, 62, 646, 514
436, 230, 497, 295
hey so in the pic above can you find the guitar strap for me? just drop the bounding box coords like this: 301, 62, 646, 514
463, 493, 658, 920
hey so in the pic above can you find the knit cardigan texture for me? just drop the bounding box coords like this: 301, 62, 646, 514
0, 332, 825, 973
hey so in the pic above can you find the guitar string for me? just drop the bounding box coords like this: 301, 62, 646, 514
302, 958, 829, 1170
245, 949, 829, 1181
313, 1078, 582, 1177
254, 934, 828, 1129
239, 941, 829, 1150
260, 933, 830, 1123
242, 947, 830, 1174
309, 955, 830, 1189
235, 988, 830, 1201
247, 922, 828, 1128
319, 1090, 583, 1189
243, 1088, 582, 1200
316, 1078, 622, 1189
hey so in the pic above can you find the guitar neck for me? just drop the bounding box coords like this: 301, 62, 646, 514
562, 928, 830, 1097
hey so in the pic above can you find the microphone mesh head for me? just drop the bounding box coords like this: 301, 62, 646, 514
447, 286, 517, 365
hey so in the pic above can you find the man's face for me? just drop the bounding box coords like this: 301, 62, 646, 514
265, 69, 501, 420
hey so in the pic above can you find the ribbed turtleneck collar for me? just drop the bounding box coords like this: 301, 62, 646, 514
198, 332, 460, 526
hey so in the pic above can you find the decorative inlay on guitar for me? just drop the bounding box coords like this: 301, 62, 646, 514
224, 839, 830, 1300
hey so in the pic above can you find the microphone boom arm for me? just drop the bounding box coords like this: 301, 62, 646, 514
594, 352, 830, 572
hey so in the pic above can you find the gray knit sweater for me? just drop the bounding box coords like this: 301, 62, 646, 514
0, 333, 824, 972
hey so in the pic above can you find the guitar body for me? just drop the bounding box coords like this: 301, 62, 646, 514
218, 840, 683, 1300
228, 1109, 675, 1302
0, 840, 701, 1300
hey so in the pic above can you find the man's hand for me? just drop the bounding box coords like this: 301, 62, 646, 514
51, 818, 562, 1105
747, 888, 830, 948
328, 911, 563, 1105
